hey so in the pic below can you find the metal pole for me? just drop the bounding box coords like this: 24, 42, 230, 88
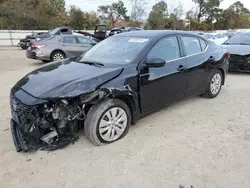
9, 30, 13, 46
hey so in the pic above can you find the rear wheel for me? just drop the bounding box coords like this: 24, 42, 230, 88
42, 60, 50, 63
204, 70, 223, 98
21, 46, 28, 50
84, 99, 131, 146
51, 51, 65, 62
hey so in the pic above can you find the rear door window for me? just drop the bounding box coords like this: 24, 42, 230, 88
181, 36, 202, 56
76, 36, 93, 44
61, 36, 77, 44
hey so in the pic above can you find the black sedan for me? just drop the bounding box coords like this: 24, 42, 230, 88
10, 30, 229, 152
222, 32, 250, 72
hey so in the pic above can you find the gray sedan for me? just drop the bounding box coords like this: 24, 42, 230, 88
26, 34, 97, 62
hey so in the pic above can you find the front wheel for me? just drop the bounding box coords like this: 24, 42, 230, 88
84, 99, 131, 146
21, 46, 28, 50
204, 70, 223, 98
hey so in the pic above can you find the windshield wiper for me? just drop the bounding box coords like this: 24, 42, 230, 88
81, 61, 105, 67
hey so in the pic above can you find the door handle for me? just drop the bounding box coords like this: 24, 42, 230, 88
177, 65, 186, 72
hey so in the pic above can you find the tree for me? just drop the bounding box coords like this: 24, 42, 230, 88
130, 0, 147, 23
229, 1, 250, 14
98, 0, 128, 27
146, 1, 168, 29
83, 12, 100, 29
0, 0, 67, 29
68, 5, 85, 30
192, 0, 221, 22
165, 2, 185, 30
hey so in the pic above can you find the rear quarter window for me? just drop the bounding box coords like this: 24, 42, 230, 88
199, 39, 207, 51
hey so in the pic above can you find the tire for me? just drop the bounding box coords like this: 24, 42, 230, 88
204, 70, 223, 98
21, 46, 28, 50
42, 60, 50, 63
84, 99, 131, 146
51, 51, 65, 62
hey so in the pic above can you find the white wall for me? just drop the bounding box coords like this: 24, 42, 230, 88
1, 29, 250, 46
0, 30, 94, 46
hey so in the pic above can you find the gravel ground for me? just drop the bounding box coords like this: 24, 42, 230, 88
0, 47, 250, 188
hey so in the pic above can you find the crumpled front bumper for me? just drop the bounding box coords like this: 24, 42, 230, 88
10, 119, 29, 152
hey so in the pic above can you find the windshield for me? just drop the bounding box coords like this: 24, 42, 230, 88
224, 33, 250, 45
203, 33, 214, 39
78, 36, 150, 65
50, 28, 60, 35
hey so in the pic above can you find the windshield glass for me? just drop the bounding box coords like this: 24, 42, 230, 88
203, 33, 214, 39
78, 36, 150, 65
224, 33, 250, 45
50, 28, 60, 35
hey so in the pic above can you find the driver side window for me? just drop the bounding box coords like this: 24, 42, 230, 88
147, 36, 180, 62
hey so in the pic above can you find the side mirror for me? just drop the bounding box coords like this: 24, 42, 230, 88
145, 58, 166, 68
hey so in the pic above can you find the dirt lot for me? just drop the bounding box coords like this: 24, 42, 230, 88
0, 47, 250, 188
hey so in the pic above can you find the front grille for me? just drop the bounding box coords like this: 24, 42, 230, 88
10, 94, 35, 131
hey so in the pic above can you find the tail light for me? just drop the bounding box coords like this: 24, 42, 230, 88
227, 52, 230, 57
31, 44, 47, 48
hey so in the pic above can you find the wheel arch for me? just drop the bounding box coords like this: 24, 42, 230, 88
218, 67, 225, 85
113, 94, 137, 125
50, 49, 66, 61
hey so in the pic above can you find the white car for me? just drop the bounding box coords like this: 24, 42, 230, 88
203, 33, 228, 45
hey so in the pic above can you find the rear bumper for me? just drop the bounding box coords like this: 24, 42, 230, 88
26, 49, 50, 61
26, 49, 37, 59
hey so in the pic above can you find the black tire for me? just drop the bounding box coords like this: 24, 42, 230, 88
204, 70, 223, 98
51, 51, 65, 62
42, 60, 50, 63
21, 46, 28, 50
84, 98, 131, 146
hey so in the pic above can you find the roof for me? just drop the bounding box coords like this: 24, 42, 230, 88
113, 30, 201, 38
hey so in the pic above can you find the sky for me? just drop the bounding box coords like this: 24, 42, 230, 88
65, 0, 250, 15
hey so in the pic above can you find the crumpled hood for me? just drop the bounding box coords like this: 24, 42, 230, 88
221, 44, 250, 56
15, 60, 123, 99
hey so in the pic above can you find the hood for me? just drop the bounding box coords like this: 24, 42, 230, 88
221, 44, 250, 56
15, 60, 123, 99
27, 33, 51, 39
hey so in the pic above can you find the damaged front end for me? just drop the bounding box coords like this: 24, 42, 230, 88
10, 90, 107, 152
229, 54, 250, 72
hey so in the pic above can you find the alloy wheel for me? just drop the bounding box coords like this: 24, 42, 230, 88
53, 53, 64, 61
210, 73, 222, 95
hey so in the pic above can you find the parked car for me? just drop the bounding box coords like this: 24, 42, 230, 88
108, 27, 143, 37
19, 27, 73, 50
76, 24, 108, 42
26, 34, 97, 62
19, 32, 48, 50
203, 33, 228, 45
223, 32, 236, 39
10, 30, 229, 152
222, 32, 250, 72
